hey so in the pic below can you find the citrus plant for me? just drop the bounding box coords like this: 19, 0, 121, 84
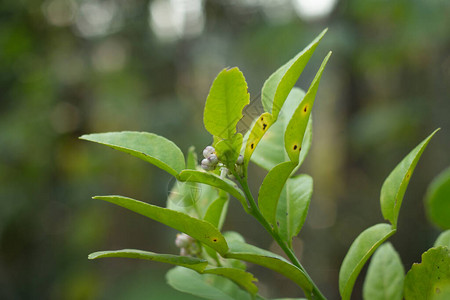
81, 29, 447, 299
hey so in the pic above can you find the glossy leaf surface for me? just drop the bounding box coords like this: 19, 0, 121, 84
362, 243, 404, 300
339, 223, 396, 300
258, 161, 297, 227
425, 166, 450, 229
204, 68, 250, 140
178, 170, 246, 209
88, 249, 208, 272
262, 29, 327, 120
284, 52, 331, 163
380, 130, 438, 228
276, 174, 313, 244
94, 195, 229, 255
80, 131, 185, 176
434, 230, 450, 248
225, 240, 312, 295
167, 267, 252, 300
404, 247, 450, 300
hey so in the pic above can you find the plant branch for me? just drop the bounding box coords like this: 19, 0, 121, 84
235, 176, 327, 300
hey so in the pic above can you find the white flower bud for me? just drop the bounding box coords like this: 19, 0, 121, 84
201, 158, 214, 171
175, 233, 193, 248
236, 154, 244, 165
208, 154, 218, 165
180, 248, 188, 256
203, 146, 215, 158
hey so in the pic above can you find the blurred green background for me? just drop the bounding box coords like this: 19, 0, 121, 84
1, 0, 449, 299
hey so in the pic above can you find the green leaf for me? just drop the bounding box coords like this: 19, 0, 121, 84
272, 299, 306, 300
339, 223, 396, 300
215, 134, 243, 167
276, 174, 313, 245
204, 68, 250, 140
425, 166, 450, 229
284, 52, 331, 163
178, 170, 247, 210
251, 88, 312, 172
380, 129, 439, 228
186, 146, 198, 170
88, 249, 208, 272
434, 230, 450, 248
404, 246, 450, 300
204, 267, 258, 295
262, 28, 327, 120
362, 243, 405, 300
204, 193, 229, 230
91, 249, 258, 296
93, 195, 229, 255
225, 240, 312, 295
80, 131, 185, 177
258, 162, 297, 227
167, 267, 253, 300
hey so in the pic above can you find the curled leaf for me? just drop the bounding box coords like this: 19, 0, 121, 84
339, 223, 396, 300
381, 129, 439, 228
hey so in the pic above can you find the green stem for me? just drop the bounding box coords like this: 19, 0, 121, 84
236, 176, 327, 300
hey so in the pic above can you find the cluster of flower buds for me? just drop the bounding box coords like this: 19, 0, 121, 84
201, 145, 244, 173
175, 233, 199, 256
201, 146, 218, 171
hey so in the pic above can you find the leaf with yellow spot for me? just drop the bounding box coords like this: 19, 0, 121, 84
251, 88, 312, 172
284, 52, 331, 163
262, 29, 328, 121
380, 129, 439, 228
243, 112, 274, 175
404, 246, 450, 300
93, 195, 229, 255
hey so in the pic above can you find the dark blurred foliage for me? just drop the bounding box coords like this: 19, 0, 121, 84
0, 0, 449, 299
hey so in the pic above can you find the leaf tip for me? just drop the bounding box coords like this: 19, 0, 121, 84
431, 128, 441, 136
88, 252, 99, 260
92, 195, 111, 201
